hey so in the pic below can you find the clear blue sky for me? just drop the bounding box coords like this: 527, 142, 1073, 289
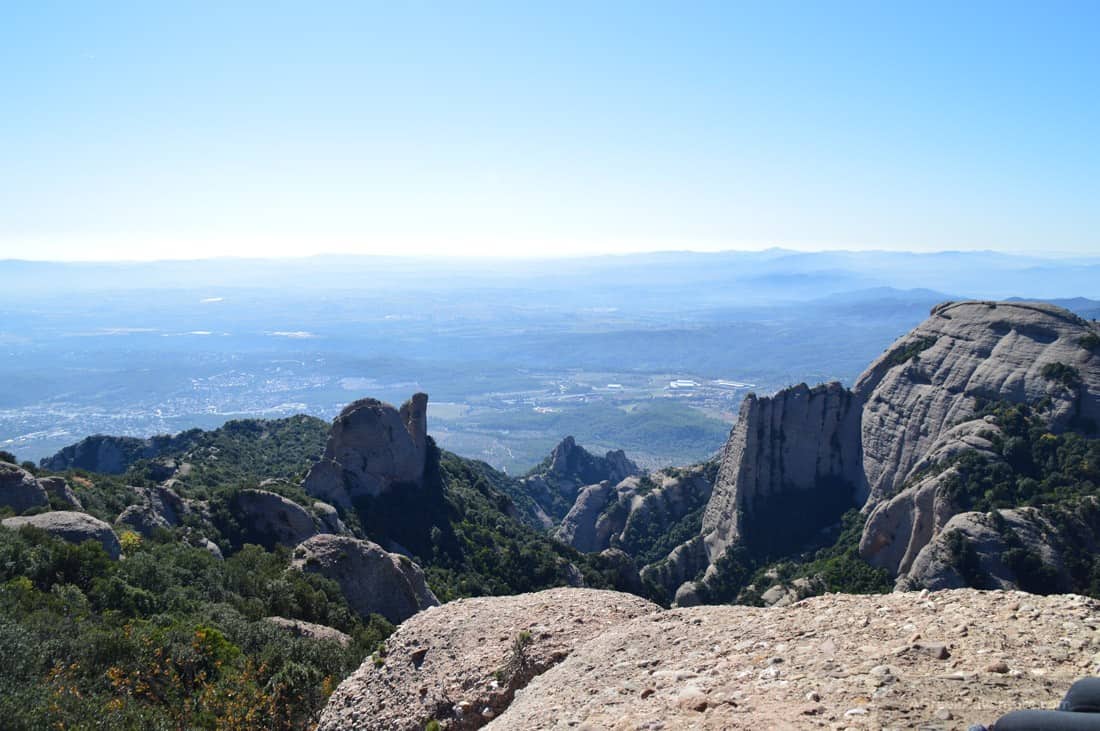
1, 1, 1097, 260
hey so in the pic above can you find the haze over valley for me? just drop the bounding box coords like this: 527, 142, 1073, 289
3, 250, 1098, 470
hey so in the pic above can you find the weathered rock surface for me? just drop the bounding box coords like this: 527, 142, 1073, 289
640, 535, 710, 601
553, 481, 616, 552
302, 394, 430, 508
555, 465, 713, 558
264, 617, 351, 646
857, 301, 1098, 507
3, 511, 122, 559
317, 588, 659, 731
37, 476, 82, 510
0, 461, 49, 514
664, 302, 1099, 596
903, 502, 1100, 593
230, 489, 318, 547
292, 534, 439, 624
114, 482, 190, 537
39, 434, 172, 474
488, 589, 1100, 730
517, 437, 640, 527
701, 381, 864, 561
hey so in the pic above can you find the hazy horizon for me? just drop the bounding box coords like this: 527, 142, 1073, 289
6, 245, 1100, 265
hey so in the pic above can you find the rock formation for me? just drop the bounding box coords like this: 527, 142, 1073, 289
229, 489, 318, 548
302, 394, 430, 508
555, 465, 713, 558
902, 501, 1100, 593
39, 433, 179, 474
701, 381, 864, 560
2, 511, 122, 559
659, 301, 1099, 596
264, 617, 351, 646
115, 482, 190, 537
517, 437, 639, 527
317, 588, 658, 731
37, 476, 82, 510
553, 481, 617, 552
485, 589, 1100, 730
291, 534, 439, 624
0, 461, 49, 514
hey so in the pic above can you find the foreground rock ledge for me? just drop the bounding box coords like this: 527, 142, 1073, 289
317, 587, 659, 731
487, 589, 1100, 730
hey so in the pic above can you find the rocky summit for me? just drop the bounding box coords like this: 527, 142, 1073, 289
302, 393, 430, 508
657, 301, 1100, 599
317, 588, 658, 731
313, 586, 1100, 731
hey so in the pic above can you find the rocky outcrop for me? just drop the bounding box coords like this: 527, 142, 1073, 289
317, 588, 659, 731
902, 502, 1100, 593
555, 466, 714, 558
292, 534, 439, 624
39, 433, 182, 474
264, 617, 351, 646
700, 381, 864, 560
858, 302, 1099, 582
230, 489, 318, 548
302, 394, 430, 508
517, 437, 640, 526
553, 481, 616, 552
487, 589, 1100, 730
639, 535, 710, 601
37, 476, 82, 510
0, 461, 49, 514
2, 511, 122, 559
662, 302, 1099, 597
115, 482, 190, 537
857, 302, 1098, 507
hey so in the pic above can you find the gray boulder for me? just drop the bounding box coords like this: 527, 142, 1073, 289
115, 482, 189, 537
312, 501, 347, 535
292, 534, 439, 624
38, 476, 82, 510
0, 461, 48, 514
265, 617, 351, 646
901, 504, 1091, 592
231, 489, 318, 548
303, 394, 430, 508
554, 481, 617, 552
3, 511, 122, 559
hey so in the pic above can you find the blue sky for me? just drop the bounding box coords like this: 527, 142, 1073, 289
1, 1, 1097, 260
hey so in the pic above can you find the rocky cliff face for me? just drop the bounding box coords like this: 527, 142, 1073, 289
855, 301, 1098, 507
302, 393, 430, 507
661, 301, 1099, 598
700, 381, 864, 561
555, 465, 713, 561
0, 460, 49, 514
516, 437, 640, 527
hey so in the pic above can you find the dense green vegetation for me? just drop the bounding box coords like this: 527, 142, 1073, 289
695, 509, 892, 605
122, 416, 331, 492
1040, 361, 1083, 390
354, 439, 632, 601
885, 335, 937, 367
939, 401, 1100, 513
929, 400, 1100, 596
1, 414, 646, 727
0, 526, 390, 730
